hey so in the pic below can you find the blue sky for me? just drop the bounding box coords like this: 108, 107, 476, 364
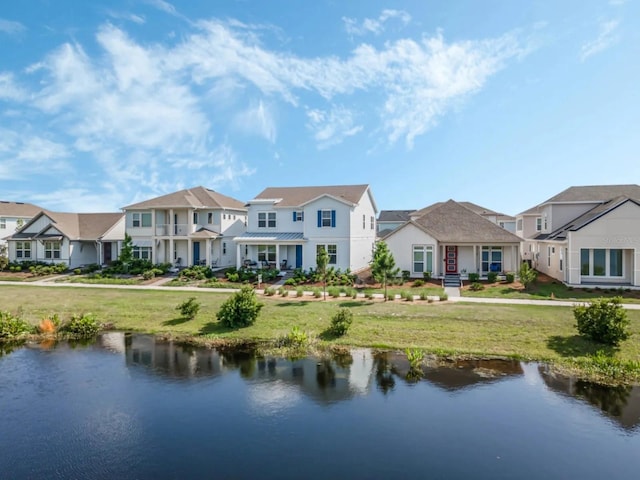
1, 0, 638, 216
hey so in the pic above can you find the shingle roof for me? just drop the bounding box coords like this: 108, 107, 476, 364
413, 201, 515, 221
378, 210, 416, 222
252, 185, 370, 207
541, 184, 640, 204
11, 212, 123, 241
408, 200, 521, 243
123, 186, 246, 210
544, 196, 640, 241
0, 201, 44, 218
517, 205, 542, 216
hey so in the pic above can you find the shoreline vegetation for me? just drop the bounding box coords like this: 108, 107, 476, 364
1, 284, 639, 385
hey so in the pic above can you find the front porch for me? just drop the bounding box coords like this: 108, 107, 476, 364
233, 232, 305, 271
436, 244, 521, 278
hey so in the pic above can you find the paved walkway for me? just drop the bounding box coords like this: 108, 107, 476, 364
2, 278, 640, 310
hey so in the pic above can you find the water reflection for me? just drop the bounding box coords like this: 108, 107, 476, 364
70, 333, 640, 428
539, 366, 640, 431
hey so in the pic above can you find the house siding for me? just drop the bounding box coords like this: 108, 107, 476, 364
384, 224, 438, 278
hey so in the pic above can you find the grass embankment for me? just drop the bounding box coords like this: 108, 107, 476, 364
1, 285, 639, 383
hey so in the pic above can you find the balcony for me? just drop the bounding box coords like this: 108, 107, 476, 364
155, 224, 191, 236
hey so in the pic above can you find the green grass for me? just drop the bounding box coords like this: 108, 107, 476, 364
1, 284, 640, 383
57, 276, 143, 285
462, 281, 640, 303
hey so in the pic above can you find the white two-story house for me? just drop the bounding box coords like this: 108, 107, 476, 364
522, 184, 640, 287
0, 201, 43, 253
122, 186, 247, 268
234, 185, 378, 272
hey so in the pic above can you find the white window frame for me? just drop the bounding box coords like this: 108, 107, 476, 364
208, 212, 213, 224
16, 241, 31, 259
193, 212, 199, 225
132, 212, 152, 228
370, 216, 375, 230
44, 241, 61, 259
516, 219, 523, 231
362, 214, 366, 229
536, 218, 542, 231
321, 210, 332, 228
0, 218, 5, 229
133, 246, 152, 260
481, 246, 502, 273
412, 245, 433, 275
258, 245, 276, 263
295, 211, 304, 222
258, 212, 276, 228
580, 248, 623, 278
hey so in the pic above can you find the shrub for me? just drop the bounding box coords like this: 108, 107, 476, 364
405, 348, 425, 369
38, 314, 60, 333
423, 271, 431, 281
329, 308, 353, 337
574, 297, 630, 346
264, 287, 276, 296
226, 272, 240, 282
0, 311, 33, 339
505, 272, 515, 283
61, 313, 100, 337
177, 297, 200, 320
401, 270, 411, 282
469, 282, 484, 291
440, 293, 448, 301
285, 326, 309, 347
296, 287, 304, 298
313, 288, 323, 299
468, 272, 480, 282
217, 286, 263, 328
327, 287, 341, 298
487, 272, 498, 283
284, 278, 297, 286
277, 287, 287, 296
519, 262, 537, 291
412, 279, 424, 288
73, 268, 82, 275
142, 270, 155, 280
387, 293, 395, 301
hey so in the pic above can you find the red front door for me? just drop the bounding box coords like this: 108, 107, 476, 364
446, 246, 457, 273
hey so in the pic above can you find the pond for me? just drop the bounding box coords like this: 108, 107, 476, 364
1, 334, 639, 479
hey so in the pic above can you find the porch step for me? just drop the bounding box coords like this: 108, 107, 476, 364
443, 274, 461, 287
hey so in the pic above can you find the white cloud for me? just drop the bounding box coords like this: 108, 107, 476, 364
207, 144, 256, 190
0, 18, 25, 35
580, 20, 620, 61
343, 9, 411, 37
105, 10, 146, 25
306, 106, 363, 149
0, 129, 71, 180
0, 73, 27, 101
232, 100, 277, 142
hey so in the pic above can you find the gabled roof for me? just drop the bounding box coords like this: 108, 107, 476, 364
395, 200, 521, 243
10, 211, 124, 241
251, 185, 371, 208
517, 205, 542, 216
378, 210, 416, 222
0, 201, 44, 218
542, 196, 640, 241
541, 184, 640, 204
123, 186, 246, 210
413, 201, 515, 221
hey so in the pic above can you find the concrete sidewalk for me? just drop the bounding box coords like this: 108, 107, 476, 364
2, 279, 640, 310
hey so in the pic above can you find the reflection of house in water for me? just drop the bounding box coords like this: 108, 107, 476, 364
539, 366, 640, 431
124, 334, 224, 379
377, 351, 524, 392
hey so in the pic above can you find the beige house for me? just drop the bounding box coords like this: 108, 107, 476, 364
7, 211, 124, 268
521, 185, 640, 287
384, 200, 521, 281
122, 186, 247, 268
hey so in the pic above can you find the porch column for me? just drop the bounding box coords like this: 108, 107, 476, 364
152, 239, 157, 264
187, 239, 192, 267
169, 208, 174, 237
169, 238, 174, 265
275, 243, 280, 270
96, 241, 102, 265
206, 239, 211, 267
473, 245, 477, 274
236, 243, 242, 269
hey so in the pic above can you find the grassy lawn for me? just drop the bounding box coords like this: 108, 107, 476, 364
461, 279, 640, 304
56, 276, 144, 285
1, 284, 639, 374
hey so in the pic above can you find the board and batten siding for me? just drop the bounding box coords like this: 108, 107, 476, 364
384, 224, 438, 278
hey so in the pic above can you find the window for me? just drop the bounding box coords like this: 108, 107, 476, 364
258, 245, 276, 262
193, 212, 199, 225
363, 214, 366, 229
223, 214, 227, 220
499, 221, 505, 228
44, 241, 61, 259
133, 246, 151, 260
536, 218, 542, 231
223, 242, 227, 255
482, 246, 502, 273
317, 244, 337, 265
16, 241, 31, 259
293, 211, 304, 222
132, 212, 152, 228
559, 249, 563, 272
321, 210, 332, 227
413, 245, 433, 274
208, 212, 213, 224
0, 218, 5, 229
547, 246, 553, 267
370, 216, 375, 230
543, 216, 548, 230
580, 249, 623, 277
258, 212, 276, 228
517, 219, 523, 231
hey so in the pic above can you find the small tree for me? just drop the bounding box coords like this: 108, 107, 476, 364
329, 308, 353, 336
519, 262, 537, 291
316, 246, 329, 300
217, 286, 263, 328
176, 297, 200, 320
371, 241, 400, 300
119, 233, 134, 273
574, 297, 630, 346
